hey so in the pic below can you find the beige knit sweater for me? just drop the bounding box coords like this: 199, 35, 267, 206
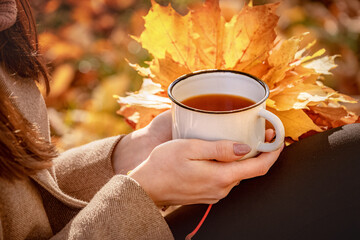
0, 67, 173, 239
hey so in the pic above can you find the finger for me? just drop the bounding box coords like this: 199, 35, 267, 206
187, 139, 251, 162
148, 110, 172, 140
265, 128, 275, 142
151, 110, 172, 126
224, 143, 284, 181
158, 109, 171, 119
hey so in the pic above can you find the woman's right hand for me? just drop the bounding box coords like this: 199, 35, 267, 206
129, 129, 283, 207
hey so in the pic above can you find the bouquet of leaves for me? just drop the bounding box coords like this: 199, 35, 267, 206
116, 0, 359, 142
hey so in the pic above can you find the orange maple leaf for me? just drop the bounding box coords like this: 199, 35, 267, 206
116, 0, 358, 141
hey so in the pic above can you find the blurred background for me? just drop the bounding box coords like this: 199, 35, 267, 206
31, 0, 360, 151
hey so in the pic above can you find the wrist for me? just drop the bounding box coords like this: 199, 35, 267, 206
111, 128, 151, 174
128, 167, 164, 207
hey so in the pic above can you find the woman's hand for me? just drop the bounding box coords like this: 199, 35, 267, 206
129, 129, 283, 207
112, 111, 172, 175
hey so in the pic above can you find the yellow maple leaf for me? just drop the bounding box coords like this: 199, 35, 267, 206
263, 37, 301, 88
116, 78, 171, 129
150, 54, 190, 90
268, 108, 322, 141
138, 0, 196, 71
223, 3, 279, 68
116, 0, 359, 139
270, 83, 333, 111
191, 0, 225, 69
303, 55, 339, 75
307, 105, 359, 129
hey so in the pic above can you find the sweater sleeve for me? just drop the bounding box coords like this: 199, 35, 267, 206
53, 135, 124, 202
51, 175, 174, 240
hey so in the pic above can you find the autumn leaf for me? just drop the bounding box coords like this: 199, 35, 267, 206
116, 78, 170, 107
116, 0, 359, 140
149, 54, 190, 89
268, 107, 322, 141
191, 0, 225, 69
137, 0, 196, 70
263, 37, 301, 88
270, 83, 333, 111
307, 105, 359, 128
223, 3, 279, 69
303, 55, 338, 75
116, 78, 171, 129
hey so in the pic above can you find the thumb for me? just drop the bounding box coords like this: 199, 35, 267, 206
189, 139, 251, 162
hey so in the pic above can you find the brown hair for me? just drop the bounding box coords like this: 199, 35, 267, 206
0, 0, 56, 181
0, 0, 51, 94
0, 91, 58, 181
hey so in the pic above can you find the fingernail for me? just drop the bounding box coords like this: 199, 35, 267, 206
233, 144, 251, 156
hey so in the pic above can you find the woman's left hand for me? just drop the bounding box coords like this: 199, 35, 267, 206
112, 110, 172, 175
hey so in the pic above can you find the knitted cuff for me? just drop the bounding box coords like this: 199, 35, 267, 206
0, 0, 17, 32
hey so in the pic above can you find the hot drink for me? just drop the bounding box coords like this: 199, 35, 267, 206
181, 94, 255, 111
168, 70, 285, 159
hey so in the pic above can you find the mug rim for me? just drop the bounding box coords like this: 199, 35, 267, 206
168, 69, 270, 114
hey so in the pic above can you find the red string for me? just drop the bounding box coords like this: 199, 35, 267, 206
185, 204, 213, 240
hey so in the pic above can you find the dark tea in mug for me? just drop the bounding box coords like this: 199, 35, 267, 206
181, 93, 255, 111
169, 70, 285, 158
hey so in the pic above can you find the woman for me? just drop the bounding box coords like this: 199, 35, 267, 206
0, 1, 282, 239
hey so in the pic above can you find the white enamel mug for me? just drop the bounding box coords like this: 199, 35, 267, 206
168, 70, 285, 159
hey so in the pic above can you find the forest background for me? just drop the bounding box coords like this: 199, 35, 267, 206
32, 0, 360, 151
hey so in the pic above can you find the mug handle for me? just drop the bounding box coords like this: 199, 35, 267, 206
257, 109, 285, 152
